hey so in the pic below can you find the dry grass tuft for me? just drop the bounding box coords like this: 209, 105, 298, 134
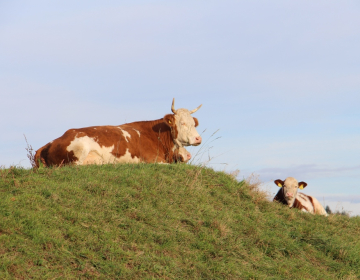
245, 173, 270, 203
24, 134, 37, 168
229, 169, 240, 179
190, 129, 222, 166
211, 220, 231, 237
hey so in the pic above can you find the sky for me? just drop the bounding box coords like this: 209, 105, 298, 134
1, 1, 359, 215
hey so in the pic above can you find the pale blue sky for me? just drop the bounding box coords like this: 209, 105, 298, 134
1, 1, 359, 214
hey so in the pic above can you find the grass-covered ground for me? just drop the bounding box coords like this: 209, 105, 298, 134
0, 163, 360, 279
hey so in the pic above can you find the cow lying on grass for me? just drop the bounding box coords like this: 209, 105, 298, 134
35, 99, 200, 166
273, 177, 328, 216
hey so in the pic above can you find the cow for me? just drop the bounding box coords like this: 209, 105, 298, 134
273, 177, 328, 216
35, 99, 201, 167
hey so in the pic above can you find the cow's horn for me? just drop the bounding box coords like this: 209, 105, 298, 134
171, 98, 177, 114
190, 104, 202, 114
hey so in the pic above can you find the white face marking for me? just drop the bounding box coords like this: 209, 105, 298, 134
118, 127, 131, 142
173, 109, 201, 146
282, 177, 300, 207
66, 136, 140, 165
132, 128, 141, 137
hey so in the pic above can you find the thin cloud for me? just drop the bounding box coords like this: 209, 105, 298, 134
257, 164, 360, 181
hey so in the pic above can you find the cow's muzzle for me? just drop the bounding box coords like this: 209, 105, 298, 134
193, 136, 202, 145
285, 192, 294, 198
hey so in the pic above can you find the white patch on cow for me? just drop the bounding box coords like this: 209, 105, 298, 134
118, 127, 131, 142
94, 128, 96, 130
115, 148, 140, 163
133, 128, 141, 137
66, 136, 140, 165
67, 136, 115, 165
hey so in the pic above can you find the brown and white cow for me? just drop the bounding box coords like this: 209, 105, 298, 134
35, 99, 201, 167
273, 177, 328, 216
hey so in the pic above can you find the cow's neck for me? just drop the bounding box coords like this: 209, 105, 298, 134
273, 188, 287, 205
148, 119, 178, 152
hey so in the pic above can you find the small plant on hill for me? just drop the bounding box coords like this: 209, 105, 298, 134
190, 129, 221, 165
325, 205, 332, 214
24, 134, 37, 168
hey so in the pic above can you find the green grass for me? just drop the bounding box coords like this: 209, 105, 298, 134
0, 164, 360, 279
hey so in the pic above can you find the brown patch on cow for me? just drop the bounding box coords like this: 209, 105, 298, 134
163, 114, 175, 127
193, 117, 199, 127
292, 198, 310, 212
307, 195, 314, 206
163, 114, 178, 140
304, 194, 322, 214
35, 130, 79, 167
172, 122, 178, 140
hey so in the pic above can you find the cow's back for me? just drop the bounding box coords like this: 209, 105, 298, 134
35, 121, 176, 166
295, 193, 327, 216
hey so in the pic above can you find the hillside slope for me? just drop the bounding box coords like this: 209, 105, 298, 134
1, 164, 360, 279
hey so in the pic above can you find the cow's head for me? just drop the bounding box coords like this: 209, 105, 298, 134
274, 177, 307, 207
173, 146, 191, 163
164, 98, 202, 146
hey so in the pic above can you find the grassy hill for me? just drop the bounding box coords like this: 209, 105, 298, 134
0, 163, 360, 279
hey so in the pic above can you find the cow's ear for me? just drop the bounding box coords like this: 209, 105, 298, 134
298, 181, 307, 189
193, 117, 199, 127
164, 114, 175, 127
274, 179, 284, 187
